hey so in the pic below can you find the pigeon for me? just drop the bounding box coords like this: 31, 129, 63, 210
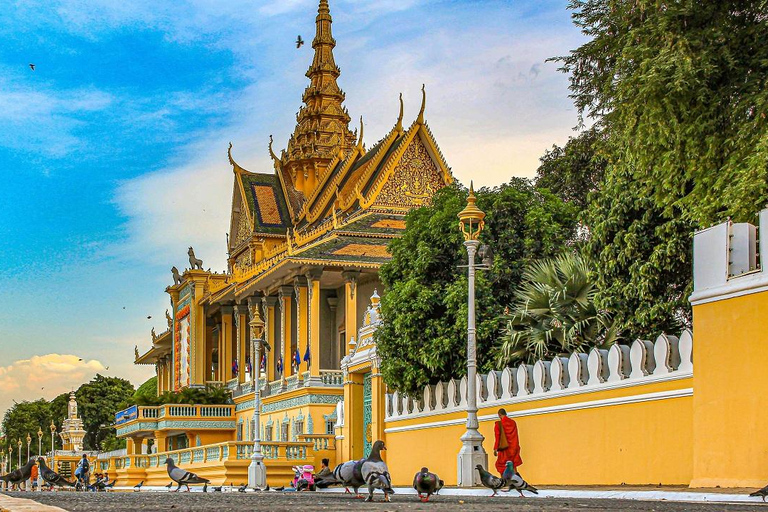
751, 483, 768, 501
332, 458, 365, 498
0, 458, 36, 486
202, 483, 208, 493
502, 461, 538, 497
29, 64, 35, 71
134, 480, 144, 491
212, 485, 222, 492
476, 465, 506, 496
360, 440, 394, 502
413, 467, 443, 502
166, 458, 210, 492
265, 484, 270, 491
104, 480, 116, 490
238, 483, 247, 492
165, 481, 173, 489
37, 458, 75, 488
296, 35, 304, 48
274, 485, 285, 491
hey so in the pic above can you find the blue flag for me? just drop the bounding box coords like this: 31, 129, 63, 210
260, 353, 266, 371
277, 355, 283, 375
294, 347, 301, 369
303, 343, 311, 366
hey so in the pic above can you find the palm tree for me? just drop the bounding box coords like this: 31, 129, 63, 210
495, 252, 619, 367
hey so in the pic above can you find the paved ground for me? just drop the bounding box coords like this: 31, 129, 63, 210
2, 491, 765, 512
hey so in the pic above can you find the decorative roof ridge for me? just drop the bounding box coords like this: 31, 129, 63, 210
418, 121, 454, 181
228, 142, 255, 175
300, 145, 347, 218
346, 122, 418, 210
338, 126, 402, 210
302, 144, 363, 223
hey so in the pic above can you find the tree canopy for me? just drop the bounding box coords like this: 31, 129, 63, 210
555, 0, 768, 339
376, 181, 578, 395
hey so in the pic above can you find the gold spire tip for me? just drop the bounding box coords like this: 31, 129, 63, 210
417, 84, 426, 124
357, 116, 364, 150
396, 93, 404, 132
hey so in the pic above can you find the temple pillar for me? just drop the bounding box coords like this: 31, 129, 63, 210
342, 270, 360, 355
294, 276, 309, 379
370, 357, 386, 448
279, 286, 294, 380
306, 269, 323, 381
264, 297, 278, 383
236, 303, 249, 384
154, 431, 167, 453
342, 371, 365, 460
221, 306, 234, 382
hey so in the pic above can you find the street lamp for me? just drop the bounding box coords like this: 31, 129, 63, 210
248, 304, 269, 489
49, 422, 57, 472
456, 182, 489, 487
37, 428, 43, 492
17, 439, 21, 470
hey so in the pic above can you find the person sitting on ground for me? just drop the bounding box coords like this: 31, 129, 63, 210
316, 458, 332, 479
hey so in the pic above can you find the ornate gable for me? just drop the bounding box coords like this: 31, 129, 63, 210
229, 176, 252, 254
373, 134, 445, 209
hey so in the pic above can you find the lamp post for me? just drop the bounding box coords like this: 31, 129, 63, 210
49, 422, 57, 473
25, 433, 31, 491
17, 439, 21, 469
36, 428, 43, 491
248, 304, 268, 489
456, 182, 489, 487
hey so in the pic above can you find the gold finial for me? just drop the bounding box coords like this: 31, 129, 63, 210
227, 142, 235, 166
395, 93, 404, 133
458, 181, 485, 241
268, 135, 279, 162
357, 116, 364, 151
416, 84, 426, 125
319, 0, 330, 15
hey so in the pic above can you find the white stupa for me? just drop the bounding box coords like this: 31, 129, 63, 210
59, 392, 86, 452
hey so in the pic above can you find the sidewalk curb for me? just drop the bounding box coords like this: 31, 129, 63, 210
0, 493, 68, 512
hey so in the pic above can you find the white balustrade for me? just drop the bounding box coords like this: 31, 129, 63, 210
384, 330, 694, 421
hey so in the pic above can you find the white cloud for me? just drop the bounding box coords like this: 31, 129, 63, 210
0, 354, 106, 421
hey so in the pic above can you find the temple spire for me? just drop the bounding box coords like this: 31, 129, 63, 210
280, 0, 356, 211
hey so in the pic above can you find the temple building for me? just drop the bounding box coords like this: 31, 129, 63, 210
119, 0, 452, 481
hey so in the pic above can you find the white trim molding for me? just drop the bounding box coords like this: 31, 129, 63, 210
384, 388, 693, 434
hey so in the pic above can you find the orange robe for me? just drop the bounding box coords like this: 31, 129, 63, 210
494, 415, 522, 475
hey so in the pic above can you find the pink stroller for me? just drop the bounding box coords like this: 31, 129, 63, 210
291, 465, 316, 491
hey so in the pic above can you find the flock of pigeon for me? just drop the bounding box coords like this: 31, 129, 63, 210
0, 440, 539, 502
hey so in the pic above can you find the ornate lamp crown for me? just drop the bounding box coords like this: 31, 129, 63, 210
457, 181, 485, 241
249, 306, 265, 340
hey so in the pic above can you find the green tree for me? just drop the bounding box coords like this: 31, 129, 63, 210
535, 126, 606, 211
494, 252, 618, 366
1, 400, 54, 465
555, 0, 768, 338
75, 375, 134, 451
133, 376, 157, 402
376, 181, 578, 395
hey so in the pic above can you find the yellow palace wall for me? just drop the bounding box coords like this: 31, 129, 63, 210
691, 291, 768, 487
384, 378, 693, 487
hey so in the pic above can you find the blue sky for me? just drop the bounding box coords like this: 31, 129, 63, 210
0, 0, 584, 419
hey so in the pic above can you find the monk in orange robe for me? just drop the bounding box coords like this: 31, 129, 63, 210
493, 408, 522, 476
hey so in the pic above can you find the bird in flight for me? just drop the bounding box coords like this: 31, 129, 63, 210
29, 64, 35, 71
296, 35, 304, 48
147, 315, 152, 319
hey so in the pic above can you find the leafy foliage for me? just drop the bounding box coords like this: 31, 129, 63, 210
555, 0, 768, 338
133, 376, 157, 403
1, 400, 55, 465
377, 182, 578, 395
535, 126, 607, 211
494, 252, 618, 366
128, 385, 232, 407
76, 375, 135, 451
